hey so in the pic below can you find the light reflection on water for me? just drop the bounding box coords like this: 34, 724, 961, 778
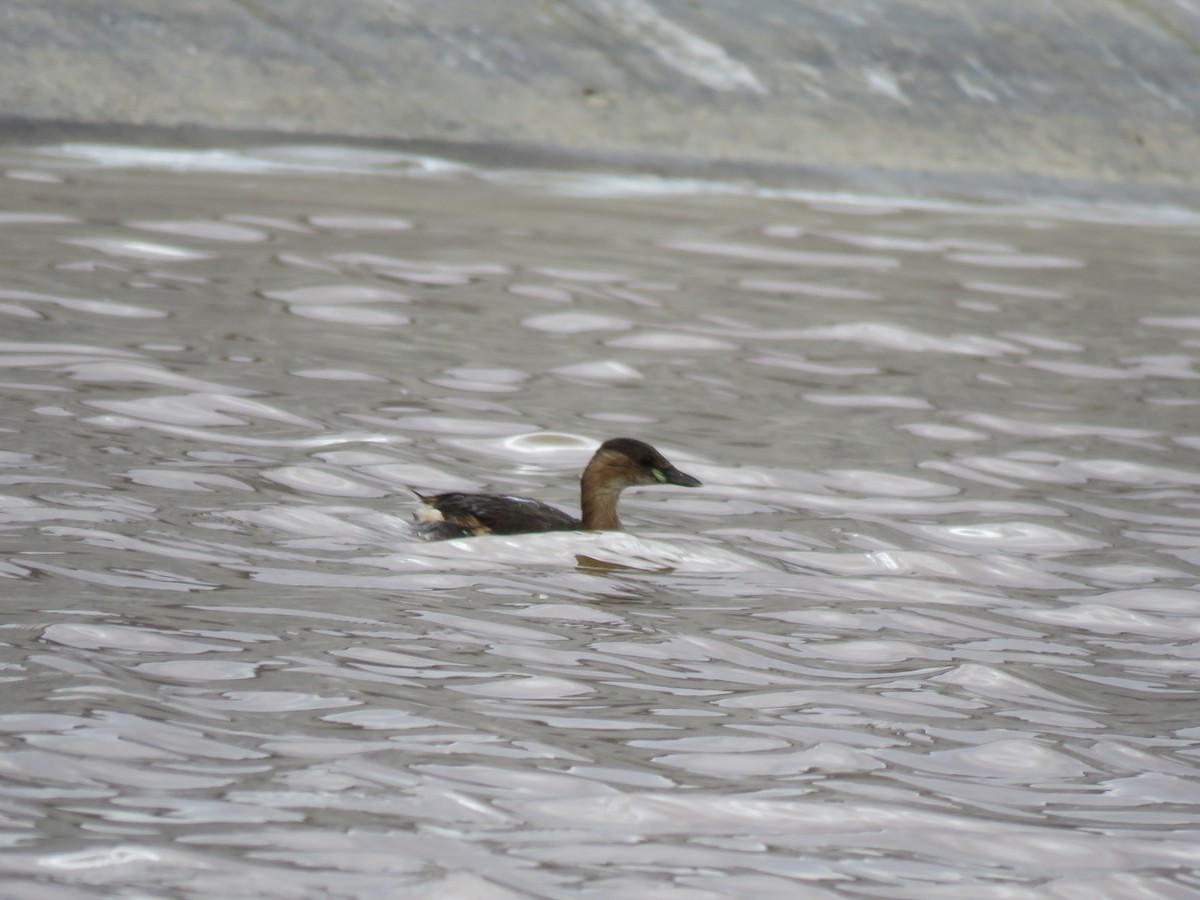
0, 142, 1199, 897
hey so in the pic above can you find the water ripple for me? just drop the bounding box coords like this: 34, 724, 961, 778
0, 142, 1198, 897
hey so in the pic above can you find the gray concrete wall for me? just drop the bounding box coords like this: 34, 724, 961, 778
3, 0, 1199, 194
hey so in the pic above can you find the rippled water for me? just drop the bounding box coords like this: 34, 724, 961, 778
1, 142, 1199, 897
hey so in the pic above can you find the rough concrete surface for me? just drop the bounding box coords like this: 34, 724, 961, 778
3, 0, 1199, 196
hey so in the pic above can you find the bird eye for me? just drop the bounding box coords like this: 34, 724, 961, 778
640, 457, 655, 466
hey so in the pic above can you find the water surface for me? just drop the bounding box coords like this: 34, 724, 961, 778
1, 143, 1199, 897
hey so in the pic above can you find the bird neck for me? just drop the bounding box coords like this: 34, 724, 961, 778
580, 467, 624, 531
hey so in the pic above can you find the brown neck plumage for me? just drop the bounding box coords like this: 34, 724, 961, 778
579, 450, 628, 531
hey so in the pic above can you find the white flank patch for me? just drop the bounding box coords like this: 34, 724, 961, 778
416, 506, 444, 524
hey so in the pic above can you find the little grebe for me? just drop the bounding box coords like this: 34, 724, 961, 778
415, 437, 701, 539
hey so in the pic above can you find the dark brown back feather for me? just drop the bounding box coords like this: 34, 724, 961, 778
419, 492, 581, 536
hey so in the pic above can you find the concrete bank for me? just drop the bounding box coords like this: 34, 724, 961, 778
3, 0, 1199, 198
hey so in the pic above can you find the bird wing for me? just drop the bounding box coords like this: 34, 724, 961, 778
419, 492, 581, 535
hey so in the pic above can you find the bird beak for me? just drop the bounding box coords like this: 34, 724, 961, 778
657, 466, 701, 487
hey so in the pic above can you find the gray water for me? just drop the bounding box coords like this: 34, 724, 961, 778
1, 142, 1199, 898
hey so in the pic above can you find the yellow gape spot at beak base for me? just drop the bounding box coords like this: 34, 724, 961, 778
652, 468, 668, 484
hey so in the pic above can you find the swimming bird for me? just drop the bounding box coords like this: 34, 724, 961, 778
414, 437, 701, 539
